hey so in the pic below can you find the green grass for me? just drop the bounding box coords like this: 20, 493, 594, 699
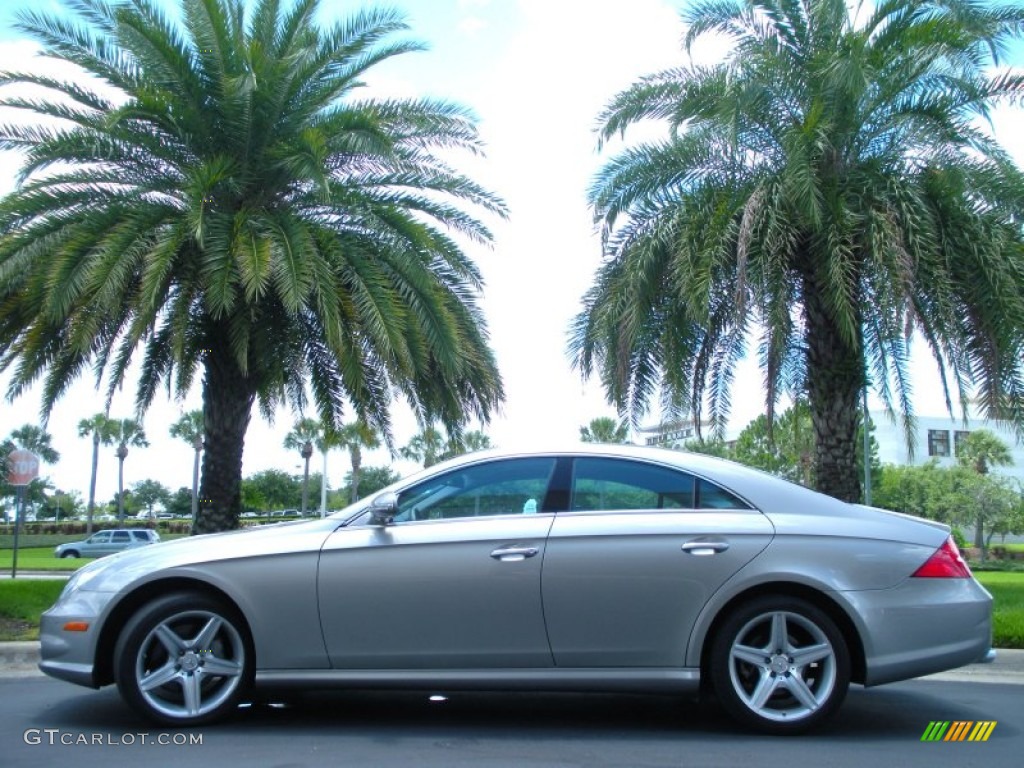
0, 534, 84, 548
0, 580, 65, 640
0, 547, 84, 571
976, 572, 1024, 649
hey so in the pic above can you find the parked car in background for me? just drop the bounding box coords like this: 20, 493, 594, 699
54, 529, 161, 559
38, 446, 993, 733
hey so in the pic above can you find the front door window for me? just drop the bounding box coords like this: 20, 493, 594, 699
395, 458, 556, 522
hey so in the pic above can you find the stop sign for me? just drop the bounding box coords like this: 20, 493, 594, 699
6, 449, 40, 486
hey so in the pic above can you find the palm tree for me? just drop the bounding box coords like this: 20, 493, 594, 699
111, 418, 148, 524
957, 430, 1014, 477
0, 0, 505, 534
571, 0, 1024, 502
957, 429, 1014, 548
579, 417, 629, 444
333, 421, 380, 505
169, 410, 204, 527
457, 430, 492, 454
284, 418, 321, 516
9, 424, 60, 463
77, 413, 116, 533
400, 425, 448, 468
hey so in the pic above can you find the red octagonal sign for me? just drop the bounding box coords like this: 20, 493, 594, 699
7, 449, 40, 486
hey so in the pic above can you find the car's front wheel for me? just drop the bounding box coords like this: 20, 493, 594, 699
709, 595, 850, 734
114, 592, 253, 726
59, 550, 79, 558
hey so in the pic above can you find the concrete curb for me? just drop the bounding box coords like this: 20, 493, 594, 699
3, 642, 1023, 682
0, 641, 46, 677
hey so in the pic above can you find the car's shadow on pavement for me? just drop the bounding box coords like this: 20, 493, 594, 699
35, 680, 1015, 743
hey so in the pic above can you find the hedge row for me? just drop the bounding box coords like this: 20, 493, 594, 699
0, 520, 193, 536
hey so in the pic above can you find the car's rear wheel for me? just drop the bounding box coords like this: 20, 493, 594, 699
114, 592, 253, 726
710, 595, 850, 734
60, 551, 79, 558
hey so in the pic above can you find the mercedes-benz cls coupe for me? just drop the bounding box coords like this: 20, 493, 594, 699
38, 445, 993, 733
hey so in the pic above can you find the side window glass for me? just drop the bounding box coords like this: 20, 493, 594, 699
697, 478, 752, 510
91, 532, 111, 543
571, 458, 695, 512
395, 458, 556, 522
112, 531, 131, 543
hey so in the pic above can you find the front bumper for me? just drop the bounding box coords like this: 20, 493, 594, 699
37, 591, 114, 689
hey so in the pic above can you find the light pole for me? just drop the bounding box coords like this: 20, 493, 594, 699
320, 448, 328, 518
300, 441, 313, 516
191, 435, 203, 528
862, 384, 872, 506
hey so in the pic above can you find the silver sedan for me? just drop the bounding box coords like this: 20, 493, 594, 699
38, 445, 993, 734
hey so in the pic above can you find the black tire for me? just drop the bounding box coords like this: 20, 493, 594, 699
60, 551, 79, 558
709, 595, 850, 734
114, 592, 254, 726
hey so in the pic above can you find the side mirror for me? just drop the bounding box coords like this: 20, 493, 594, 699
368, 492, 398, 526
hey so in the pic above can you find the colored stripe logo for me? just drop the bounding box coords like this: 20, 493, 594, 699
921, 721, 996, 742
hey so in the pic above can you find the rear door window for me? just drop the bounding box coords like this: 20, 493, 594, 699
570, 458, 696, 511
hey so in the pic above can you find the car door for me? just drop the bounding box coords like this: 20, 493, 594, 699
318, 457, 558, 670
82, 531, 112, 557
109, 530, 132, 553
541, 456, 774, 667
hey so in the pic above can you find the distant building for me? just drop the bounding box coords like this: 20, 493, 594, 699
638, 418, 735, 449
871, 411, 1024, 484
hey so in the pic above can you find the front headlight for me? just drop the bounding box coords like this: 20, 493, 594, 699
55, 560, 107, 604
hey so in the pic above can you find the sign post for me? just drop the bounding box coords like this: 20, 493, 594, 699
7, 449, 40, 579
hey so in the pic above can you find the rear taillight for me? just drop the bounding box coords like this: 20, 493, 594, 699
912, 536, 972, 578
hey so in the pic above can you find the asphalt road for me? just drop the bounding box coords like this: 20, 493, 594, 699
0, 677, 1019, 768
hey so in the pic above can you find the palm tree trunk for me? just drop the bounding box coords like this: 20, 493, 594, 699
350, 445, 362, 503
117, 452, 125, 524
86, 431, 99, 534
301, 455, 311, 516
195, 341, 255, 534
802, 266, 862, 503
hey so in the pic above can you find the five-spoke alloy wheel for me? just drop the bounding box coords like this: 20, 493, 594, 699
115, 592, 253, 725
710, 596, 850, 734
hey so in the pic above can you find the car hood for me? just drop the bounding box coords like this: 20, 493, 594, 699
72, 517, 343, 593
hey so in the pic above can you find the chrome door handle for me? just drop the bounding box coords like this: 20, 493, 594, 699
490, 546, 539, 562
681, 540, 729, 556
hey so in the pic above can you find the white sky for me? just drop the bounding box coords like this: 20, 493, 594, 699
1, 0, 1022, 504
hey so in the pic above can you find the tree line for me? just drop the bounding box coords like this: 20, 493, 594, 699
1, 0, 1022, 535
1, 414, 492, 524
